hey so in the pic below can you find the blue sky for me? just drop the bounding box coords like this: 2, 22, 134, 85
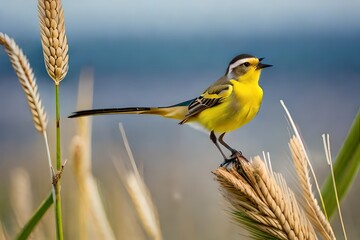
1, 0, 360, 37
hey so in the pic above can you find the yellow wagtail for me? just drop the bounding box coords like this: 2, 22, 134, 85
69, 54, 272, 166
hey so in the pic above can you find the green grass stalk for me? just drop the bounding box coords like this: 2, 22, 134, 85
1, 32, 56, 239
37, 0, 69, 236
54, 83, 64, 240
56, 84, 62, 171
54, 182, 63, 240
16, 192, 53, 240
322, 109, 360, 218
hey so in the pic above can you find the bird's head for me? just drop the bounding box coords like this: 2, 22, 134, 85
225, 54, 272, 83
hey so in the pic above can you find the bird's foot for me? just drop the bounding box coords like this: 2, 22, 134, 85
230, 150, 249, 162
219, 150, 248, 168
219, 157, 236, 168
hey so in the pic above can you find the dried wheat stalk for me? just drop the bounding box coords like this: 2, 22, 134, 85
9, 168, 47, 239
38, 0, 69, 84
214, 156, 317, 240
125, 173, 163, 240
10, 168, 33, 227
115, 124, 163, 240
290, 136, 335, 239
0, 222, 8, 240
71, 134, 116, 240
71, 72, 116, 240
0, 32, 47, 133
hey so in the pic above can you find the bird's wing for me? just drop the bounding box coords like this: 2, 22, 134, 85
179, 83, 233, 124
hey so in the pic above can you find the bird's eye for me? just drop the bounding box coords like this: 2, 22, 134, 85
243, 62, 250, 67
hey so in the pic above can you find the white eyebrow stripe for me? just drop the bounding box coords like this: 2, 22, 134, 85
226, 57, 253, 75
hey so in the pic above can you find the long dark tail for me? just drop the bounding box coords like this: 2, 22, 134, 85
68, 107, 153, 118
68, 99, 194, 119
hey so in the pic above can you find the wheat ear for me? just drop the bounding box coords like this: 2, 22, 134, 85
290, 136, 335, 239
0, 33, 47, 133
214, 156, 317, 240
38, 0, 68, 84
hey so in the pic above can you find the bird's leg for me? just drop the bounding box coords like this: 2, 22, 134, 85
210, 131, 238, 167
219, 133, 248, 162
210, 131, 247, 167
218, 133, 239, 155
210, 131, 227, 160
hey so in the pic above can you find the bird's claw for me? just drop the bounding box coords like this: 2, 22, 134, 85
219, 150, 248, 167
220, 157, 235, 167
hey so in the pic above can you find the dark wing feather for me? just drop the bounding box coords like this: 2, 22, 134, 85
185, 96, 221, 117
179, 83, 232, 124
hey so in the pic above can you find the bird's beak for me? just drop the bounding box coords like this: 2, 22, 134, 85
256, 58, 272, 70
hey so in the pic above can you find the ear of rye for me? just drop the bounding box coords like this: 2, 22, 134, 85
38, 0, 69, 83
214, 156, 317, 240
0, 33, 47, 133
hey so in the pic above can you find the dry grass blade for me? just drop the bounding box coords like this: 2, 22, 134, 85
10, 168, 33, 226
71, 71, 116, 240
73, 68, 94, 175
114, 123, 163, 240
38, 0, 69, 83
10, 168, 47, 239
322, 134, 347, 239
0, 222, 8, 240
71, 136, 90, 240
0, 32, 47, 133
71, 130, 116, 240
125, 173, 163, 240
290, 136, 335, 239
214, 156, 317, 240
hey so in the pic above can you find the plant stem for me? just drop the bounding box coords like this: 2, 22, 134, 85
43, 132, 54, 179
56, 84, 61, 171
16, 192, 53, 240
54, 83, 64, 240
54, 182, 63, 240
322, 109, 360, 218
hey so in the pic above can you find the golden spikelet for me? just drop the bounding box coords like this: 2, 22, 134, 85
290, 136, 335, 239
38, 0, 69, 84
214, 156, 317, 240
0, 32, 47, 133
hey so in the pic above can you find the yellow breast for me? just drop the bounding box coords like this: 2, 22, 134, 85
192, 80, 263, 133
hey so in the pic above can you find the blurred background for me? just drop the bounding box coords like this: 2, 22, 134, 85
0, 0, 359, 239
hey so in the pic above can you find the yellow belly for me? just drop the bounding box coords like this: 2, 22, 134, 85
190, 81, 263, 133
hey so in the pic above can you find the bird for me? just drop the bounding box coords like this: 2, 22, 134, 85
69, 54, 272, 166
